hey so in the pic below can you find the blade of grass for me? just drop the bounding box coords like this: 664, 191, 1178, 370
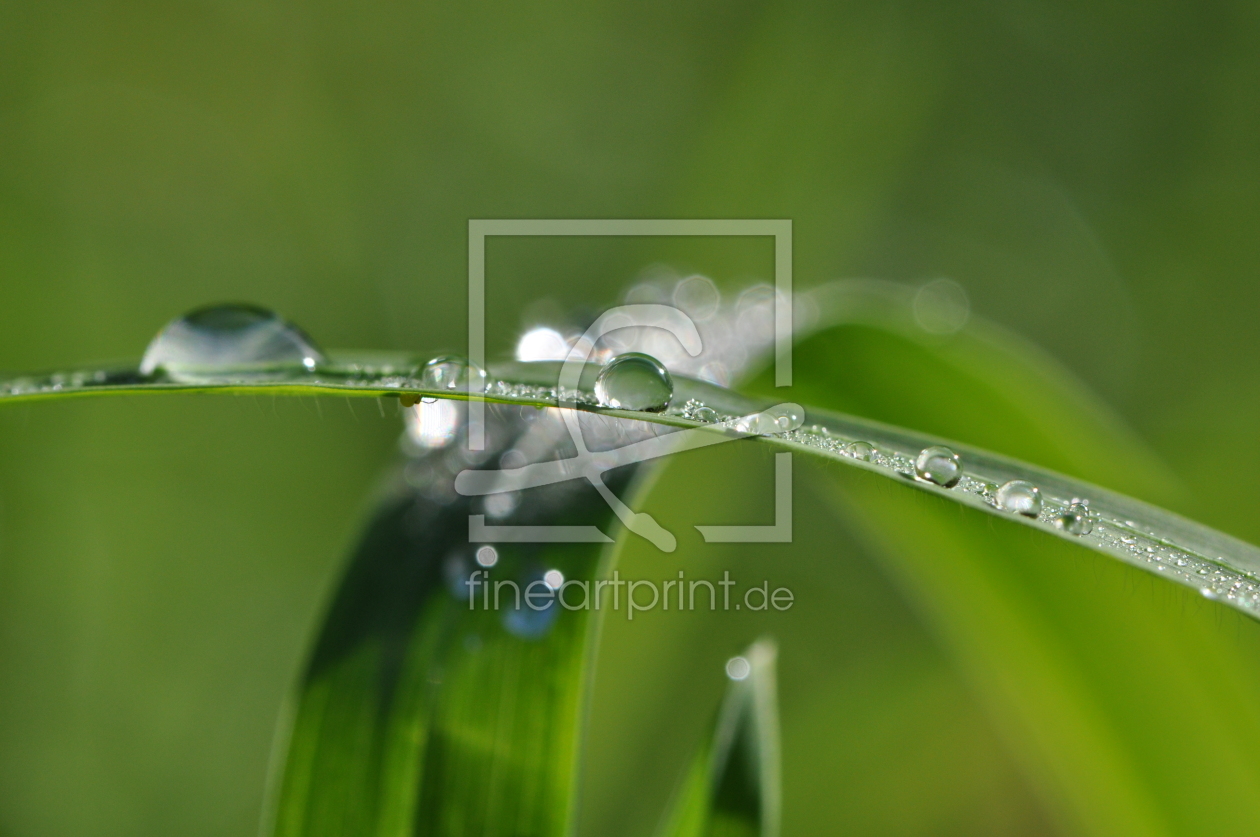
5, 351, 1260, 621
738, 288, 1260, 835
263, 422, 644, 836
658, 640, 780, 837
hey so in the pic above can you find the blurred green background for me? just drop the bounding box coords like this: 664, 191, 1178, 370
1, 1, 1259, 835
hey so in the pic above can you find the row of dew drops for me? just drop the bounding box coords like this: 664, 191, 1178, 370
773, 424, 1260, 612
5, 303, 1260, 614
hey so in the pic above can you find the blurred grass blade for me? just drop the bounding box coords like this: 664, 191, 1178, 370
786, 279, 1175, 499
264, 408, 640, 836
659, 640, 780, 837
743, 284, 1260, 835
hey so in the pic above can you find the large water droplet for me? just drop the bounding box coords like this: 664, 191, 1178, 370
915, 445, 962, 487
1054, 502, 1093, 536
139, 303, 323, 381
995, 480, 1042, 517
594, 352, 674, 412
422, 355, 486, 393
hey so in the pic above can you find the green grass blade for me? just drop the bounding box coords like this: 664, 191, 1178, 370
5, 306, 1260, 622
736, 285, 1260, 835
658, 640, 780, 837
264, 436, 636, 836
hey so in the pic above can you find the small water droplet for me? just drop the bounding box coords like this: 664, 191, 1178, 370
915, 445, 962, 487
844, 441, 875, 461
594, 352, 673, 412
422, 355, 486, 393
475, 546, 499, 568
995, 480, 1042, 518
693, 405, 718, 423
140, 303, 323, 381
1053, 502, 1093, 536
725, 656, 751, 681
748, 403, 804, 435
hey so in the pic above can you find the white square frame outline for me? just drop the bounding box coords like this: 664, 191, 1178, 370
466, 218, 793, 450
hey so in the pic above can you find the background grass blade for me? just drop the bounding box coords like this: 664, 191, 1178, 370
739, 290, 1260, 835
658, 640, 780, 837
790, 279, 1175, 500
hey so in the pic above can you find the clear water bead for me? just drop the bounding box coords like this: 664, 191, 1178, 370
844, 441, 875, 462
1054, 502, 1093, 536
140, 303, 324, 381
915, 445, 962, 487
751, 403, 803, 435
594, 352, 674, 412
693, 405, 718, 423
422, 355, 486, 393
995, 480, 1042, 517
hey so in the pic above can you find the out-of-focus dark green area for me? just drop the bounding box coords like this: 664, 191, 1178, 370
1, 2, 1258, 835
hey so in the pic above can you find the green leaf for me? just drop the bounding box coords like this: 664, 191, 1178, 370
658, 640, 780, 837
262, 441, 638, 836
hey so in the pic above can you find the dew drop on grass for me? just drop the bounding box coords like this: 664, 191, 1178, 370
1054, 502, 1094, 536
915, 445, 962, 487
422, 355, 487, 393
750, 403, 803, 435
995, 480, 1043, 517
844, 441, 875, 461
725, 656, 751, 680
594, 352, 673, 412
140, 303, 324, 381
693, 405, 718, 423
